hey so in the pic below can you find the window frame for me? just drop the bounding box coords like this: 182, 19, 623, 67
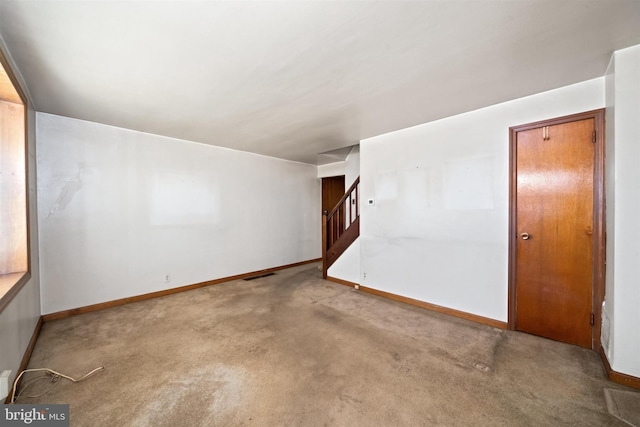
0, 46, 31, 314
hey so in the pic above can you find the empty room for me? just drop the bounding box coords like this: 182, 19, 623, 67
1, 1, 640, 425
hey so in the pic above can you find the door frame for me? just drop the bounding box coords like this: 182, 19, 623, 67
508, 109, 605, 351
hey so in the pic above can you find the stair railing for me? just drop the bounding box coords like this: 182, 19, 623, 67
322, 177, 360, 278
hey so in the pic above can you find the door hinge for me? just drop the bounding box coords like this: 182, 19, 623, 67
592, 130, 596, 143
590, 313, 595, 326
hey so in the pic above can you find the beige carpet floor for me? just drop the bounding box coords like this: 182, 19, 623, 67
16, 263, 638, 426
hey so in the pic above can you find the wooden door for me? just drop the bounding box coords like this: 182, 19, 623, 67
322, 176, 345, 213
322, 176, 345, 250
510, 112, 604, 349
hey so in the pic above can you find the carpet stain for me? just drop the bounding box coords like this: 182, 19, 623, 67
133, 364, 249, 426
473, 362, 491, 372
20, 263, 633, 426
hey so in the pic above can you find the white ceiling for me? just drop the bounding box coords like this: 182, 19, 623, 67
1, 1, 639, 164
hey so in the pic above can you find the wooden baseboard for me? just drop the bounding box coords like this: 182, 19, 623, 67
42, 258, 321, 322
4, 315, 43, 404
599, 347, 640, 390
326, 276, 359, 288
357, 285, 507, 330
325, 276, 507, 329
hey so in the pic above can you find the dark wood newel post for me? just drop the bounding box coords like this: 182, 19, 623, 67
322, 210, 328, 279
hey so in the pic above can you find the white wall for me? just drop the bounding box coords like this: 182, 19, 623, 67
0, 32, 41, 395
37, 114, 320, 314
604, 45, 640, 378
327, 238, 360, 284
603, 54, 616, 363
317, 161, 345, 179
316, 145, 360, 186
325, 145, 361, 283
344, 145, 360, 190
360, 78, 604, 322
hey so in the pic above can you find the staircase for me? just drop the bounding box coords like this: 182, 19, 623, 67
322, 177, 360, 278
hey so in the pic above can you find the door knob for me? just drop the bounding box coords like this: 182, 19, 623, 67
520, 233, 530, 240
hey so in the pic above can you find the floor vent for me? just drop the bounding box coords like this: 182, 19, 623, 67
243, 272, 276, 281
